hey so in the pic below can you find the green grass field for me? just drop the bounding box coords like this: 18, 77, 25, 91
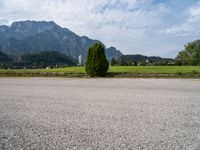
109, 66, 200, 74
0, 66, 200, 78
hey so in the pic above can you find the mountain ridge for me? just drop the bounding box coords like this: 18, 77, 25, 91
0, 20, 123, 61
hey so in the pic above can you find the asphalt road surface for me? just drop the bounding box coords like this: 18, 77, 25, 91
0, 78, 200, 150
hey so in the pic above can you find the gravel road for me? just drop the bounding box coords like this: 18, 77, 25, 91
0, 78, 200, 150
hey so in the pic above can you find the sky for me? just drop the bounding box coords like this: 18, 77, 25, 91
0, 0, 200, 58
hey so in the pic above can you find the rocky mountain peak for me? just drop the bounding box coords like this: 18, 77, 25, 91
0, 20, 123, 61
10, 20, 59, 34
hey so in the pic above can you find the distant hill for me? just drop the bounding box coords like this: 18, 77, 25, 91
119, 54, 175, 65
0, 20, 123, 61
120, 54, 163, 62
16, 51, 77, 67
0, 51, 11, 63
106, 47, 123, 62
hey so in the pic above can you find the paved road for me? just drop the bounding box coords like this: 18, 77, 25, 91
0, 78, 200, 150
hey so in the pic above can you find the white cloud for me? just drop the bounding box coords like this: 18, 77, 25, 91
162, 2, 200, 37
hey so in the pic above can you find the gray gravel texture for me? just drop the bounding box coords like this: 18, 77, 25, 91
0, 78, 200, 150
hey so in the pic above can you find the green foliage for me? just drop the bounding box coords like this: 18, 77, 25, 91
0, 51, 12, 68
118, 55, 175, 66
176, 40, 200, 65
0, 51, 11, 63
19, 51, 77, 67
85, 43, 109, 77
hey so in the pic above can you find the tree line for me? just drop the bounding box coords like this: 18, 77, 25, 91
110, 39, 200, 66
0, 51, 77, 68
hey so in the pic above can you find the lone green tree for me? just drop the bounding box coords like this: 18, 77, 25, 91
85, 43, 109, 77
176, 40, 200, 65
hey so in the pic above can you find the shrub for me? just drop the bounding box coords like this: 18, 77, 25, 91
85, 43, 109, 77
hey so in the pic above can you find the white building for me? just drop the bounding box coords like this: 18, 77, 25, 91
78, 55, 83, 66
146, 59, 149, 64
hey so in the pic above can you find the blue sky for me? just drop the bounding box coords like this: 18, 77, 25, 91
0, 0, 200, 58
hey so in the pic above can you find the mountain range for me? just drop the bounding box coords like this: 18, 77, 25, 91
0, 20, 123, 61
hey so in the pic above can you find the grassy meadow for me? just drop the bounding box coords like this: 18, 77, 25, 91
109, 66, 200, 74
0, 66, 200, 78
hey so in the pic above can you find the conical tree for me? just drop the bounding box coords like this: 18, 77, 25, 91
85, 43, 109, 77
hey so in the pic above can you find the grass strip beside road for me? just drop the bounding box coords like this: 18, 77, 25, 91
0, 66, 200, 78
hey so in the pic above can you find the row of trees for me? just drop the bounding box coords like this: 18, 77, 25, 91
0, 51, 77, 69
110, 40, 200, 67
20, 51, 77, 67
110, 57, 175, 66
